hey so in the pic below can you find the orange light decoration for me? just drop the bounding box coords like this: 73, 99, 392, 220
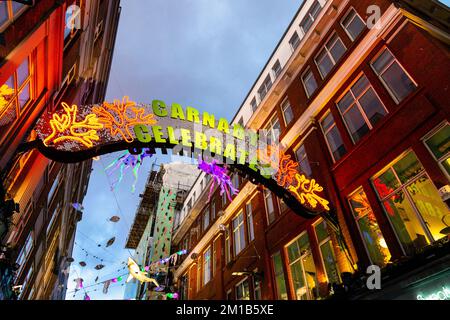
276, 153, 298, 187
288, 174, 330, 211
43, 102, 104, 148
92, 96, 157, 143
0, 84, 14, 112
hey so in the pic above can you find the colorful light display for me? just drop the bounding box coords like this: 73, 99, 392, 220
105, 148, 154, 192
198, 158, 239, 202
43, 103, 104, 148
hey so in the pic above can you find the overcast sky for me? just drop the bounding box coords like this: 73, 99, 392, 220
66, 0, 304, 300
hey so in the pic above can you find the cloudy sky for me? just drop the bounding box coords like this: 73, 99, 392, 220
66, 0, 304, 300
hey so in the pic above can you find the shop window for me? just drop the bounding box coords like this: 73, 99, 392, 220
272, 60, 282, 79
315, 33, 347, 79
281, 99, 294, 126
372, 151, 450, 255
314, 219, 341, 285
371, 48, 417, 104
289, 31, 301, 51
202, 247, 211, 286
341, 8, 366, 41
232, 211, 246, 256
300, 0, 322, 35
320, 112, 347, 162
258, 74, 273, 101
337, 74, 387, 143
295, 144, 312, 177
302, 68, 318, 98
286, 232, 319, 300
0, 56, 33, 141
272, 252, 288, 300
264, 189, 276, 224
246, 202, 255, 242
348, 188, 391, 267
235, 278, 250, 300
423, 123, 450, 178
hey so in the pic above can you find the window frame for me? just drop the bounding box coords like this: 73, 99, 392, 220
301, 67, 318, 98
232, 210, 246, 256
246, 201, 255, 242
370, 47, 418, 104
281, 98, 294, 127
294, 144, 312, 177
340, 7, 366, 41
289, 31, 301, 51
335, 73, 388, 144
319, 111, 346, 163
258, 74, 273, 102
422, 121, 450, 181
263, 188, 276, 225
272, 60, 282, 79
235, 277, 251, 300
202, 246, 212, 286
0, 1, 28, 32
314, 32, 347, 79
299, 0, 322, 35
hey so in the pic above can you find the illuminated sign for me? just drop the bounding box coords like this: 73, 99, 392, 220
416, 286, 450, 300
31, 97, 330, 218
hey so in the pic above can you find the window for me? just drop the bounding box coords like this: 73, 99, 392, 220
337, 75, 387, 143
371, 48, 416, 103
264, 189, 276, 224
300, 0, 322, 34
0, 56, 32, 139
341, 8, 366, 41
232, 211, 246, 256
272, 252, 288, 300
281, 99, 294, 126
16, 232, 34, 276
211, 201, 216, 221
272, 60, 282, 79
46, 205, 60, 236
246, 202, 255, 242
197, 261, 201, 290
265, 116, 281, 146
289, 32, 301, 51
372, 151, 450, 255
314, 220, 341, 284
203, 247, 211, 285
222, 191, 227, 207
202, 205, 210, 232
348, 188, 391, 267
235, 278, 250, 300
250, 97, 258, 112
212, 240, 217, 277
286, 233, 319, 300
320, 113, 347, 162
0, 1, 26, 30
19, 265, 33, 299
315, 34, 346, 78
233, 174, 240, 190
48, 174, 60, 204
253, 275, 262, 300
225, 224, 231, 263
258, 75, 273, 101
424, 123, 450, 178
302, 69, 318, 98
295, 145, 312, 177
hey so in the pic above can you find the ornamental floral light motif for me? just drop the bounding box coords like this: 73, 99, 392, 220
43, 102, 104, 148
92, 96, 157, 143
198, 158, 239, 202
289, 174, 330, 211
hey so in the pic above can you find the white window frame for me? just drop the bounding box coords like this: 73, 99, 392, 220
340, 7, 366, 41
299, 0, 322, 35
281, 98, 294, 126
258, 74, 273, 102
319, 111, 345, 163
336, 73, 388, 143
272, 60, 282, 79
232, 211, 246, 256
301, 68, 318, 98
202, 246, 212, 286
289, 31, 301, 52
314, 32, 347, 79
370, 47, 418, 104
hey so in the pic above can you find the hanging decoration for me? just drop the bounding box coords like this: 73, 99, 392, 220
105, 148, 154, 192
102, 280, 111, 294
126, 257, 160, 287
71, 203, 84, 212
106, 237, 116, 247
198, 158, 238, 202
109, 216, 120, 222
83, 293, 91, 301
145, 249, 188, 274
74, 278, 84, 290
79, 261, 86, 267
95, 264, 105, 270
166, 292, 179, 300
